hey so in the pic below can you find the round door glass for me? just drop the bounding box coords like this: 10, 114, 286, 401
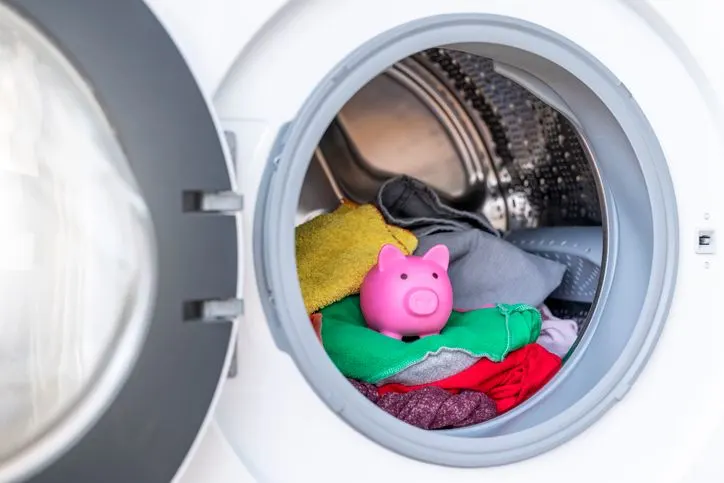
0, 4, 155, 464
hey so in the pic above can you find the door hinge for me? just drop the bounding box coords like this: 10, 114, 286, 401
183, 298, 244, 322
182, 190, 243, 214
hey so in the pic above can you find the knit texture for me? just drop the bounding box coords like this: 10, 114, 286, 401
350, 380, 497, 430
318, 295, 541, 383
378, 343, 562, 414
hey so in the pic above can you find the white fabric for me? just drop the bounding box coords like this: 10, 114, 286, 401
537, 304, 579, 358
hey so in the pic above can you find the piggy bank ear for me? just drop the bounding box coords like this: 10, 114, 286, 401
422, 244, 449, 270
377, 244, 406, 272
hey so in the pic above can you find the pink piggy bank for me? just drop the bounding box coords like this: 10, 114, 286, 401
360, 243, 453, 340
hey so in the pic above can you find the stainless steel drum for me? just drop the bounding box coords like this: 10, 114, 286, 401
307, 47, 604, 324
316, 48, 602, 231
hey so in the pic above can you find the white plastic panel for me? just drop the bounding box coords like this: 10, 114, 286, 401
211, 0, 724, 482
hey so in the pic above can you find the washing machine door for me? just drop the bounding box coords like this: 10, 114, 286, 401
0, 1, 238, 482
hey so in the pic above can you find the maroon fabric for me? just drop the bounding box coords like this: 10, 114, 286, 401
378, 343, 561, 413
349, 380, 497, 430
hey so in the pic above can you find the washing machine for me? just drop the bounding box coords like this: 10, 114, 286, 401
1, 0, 724, 482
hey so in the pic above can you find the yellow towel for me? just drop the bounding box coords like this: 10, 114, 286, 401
296, 201, 418, 314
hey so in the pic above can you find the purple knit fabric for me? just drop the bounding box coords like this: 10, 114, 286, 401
349, 379, 497, 430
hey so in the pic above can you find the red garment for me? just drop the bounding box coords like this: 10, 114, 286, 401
378, 343, 561, 414
310, 313, 323, 342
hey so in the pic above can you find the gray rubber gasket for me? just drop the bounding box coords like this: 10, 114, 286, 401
4, 1, 236, 481
255, 14, 678, 467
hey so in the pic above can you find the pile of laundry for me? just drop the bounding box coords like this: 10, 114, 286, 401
297, 175, 579, 430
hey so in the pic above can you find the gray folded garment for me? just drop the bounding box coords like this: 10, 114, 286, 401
376, 176, 567, 309
375, 350, 482, 386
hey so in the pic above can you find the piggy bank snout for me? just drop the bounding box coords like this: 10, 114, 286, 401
405, 288, 440, 316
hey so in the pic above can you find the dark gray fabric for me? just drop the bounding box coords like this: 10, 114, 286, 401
377, 176, 567, 309
376, 176, 500, 236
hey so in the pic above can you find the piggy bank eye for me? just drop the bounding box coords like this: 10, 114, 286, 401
432, 272, 439, 279
400, 273, 408, 280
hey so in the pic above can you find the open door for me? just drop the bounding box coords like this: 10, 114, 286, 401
1, 1, 239, 481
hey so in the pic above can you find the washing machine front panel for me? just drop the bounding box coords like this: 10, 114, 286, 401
1, 1, 238, 482
212, 0, 724, 482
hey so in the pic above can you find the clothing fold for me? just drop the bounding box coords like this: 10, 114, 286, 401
296, 201, 418, 314
378, 343, 562, 414
317, 296, 542, 383
376, 176, 567, 308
